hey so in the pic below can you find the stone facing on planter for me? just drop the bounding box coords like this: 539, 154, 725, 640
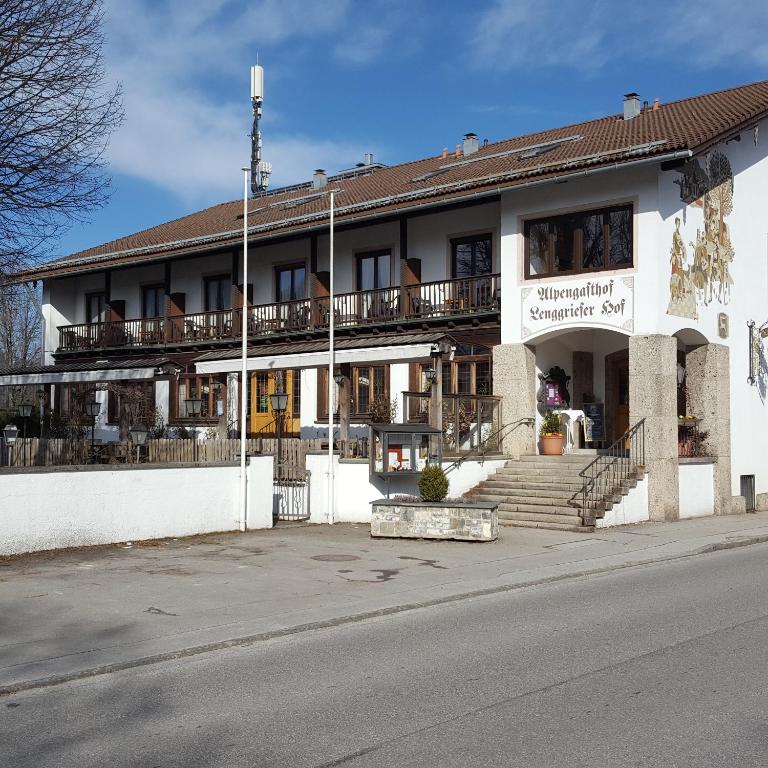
370, 500, 498, 542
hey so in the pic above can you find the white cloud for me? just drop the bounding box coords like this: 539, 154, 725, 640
469, 0, 768, 72
101, 0, 367, 205
470, 0, 607, 71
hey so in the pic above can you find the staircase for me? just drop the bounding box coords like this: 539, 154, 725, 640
465, 455, 597, 531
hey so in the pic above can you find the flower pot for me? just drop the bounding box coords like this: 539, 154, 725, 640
540, 434, 564, 456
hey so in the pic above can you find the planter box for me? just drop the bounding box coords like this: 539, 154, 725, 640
370, 499, 498, 542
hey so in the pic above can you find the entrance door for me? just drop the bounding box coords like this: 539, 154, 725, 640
605, 349, 630, 444
250, 370, 301, 436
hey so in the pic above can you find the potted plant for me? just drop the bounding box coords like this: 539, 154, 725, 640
539, 410, 564, 455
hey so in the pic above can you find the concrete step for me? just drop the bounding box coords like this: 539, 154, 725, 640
497, 510, 585, 525
496, 501, 581, 515
482, 479, 586, 492
498, 519, 595, 532
515, 454, 595, 463
478, 490, 580, 508
477, 480, 581, 499
474, 489, 580, 504
494, 469, 588, 480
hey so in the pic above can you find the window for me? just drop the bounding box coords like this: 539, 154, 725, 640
276, 264, 306, 302
421, 344, 492, 396
204, 275, 231, 312
354, 365, 387, 416
524, 204, 633, 278
451, 235, 493, 278
174, 374, 226, 421
317, 365, 388, 420
357, 249, 391, 291
107, 381, 155, 425
291, 369, 301, 417
86, 293, 106, 324
56, 383, 94, 421
142, 285, 165, 319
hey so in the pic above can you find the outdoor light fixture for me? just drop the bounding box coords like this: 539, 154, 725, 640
424, 367, 438, 386
269, 391, 289, 475
3, 423, 18, 466
129, 424, 149, 464
17, 403, 32, 440
269, 392, 289, 414
676, 363, 686, 387
184, 397, 203, 417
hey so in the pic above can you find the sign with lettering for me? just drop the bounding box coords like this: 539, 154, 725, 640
521, 276, 634, 339
582, 403, 606, 443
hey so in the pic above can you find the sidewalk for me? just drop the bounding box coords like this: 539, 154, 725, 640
2, 513, 768, 694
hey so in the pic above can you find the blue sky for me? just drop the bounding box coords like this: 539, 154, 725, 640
56, 0, 768, 258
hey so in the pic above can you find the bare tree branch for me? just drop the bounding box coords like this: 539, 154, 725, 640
0, 0, 123, 277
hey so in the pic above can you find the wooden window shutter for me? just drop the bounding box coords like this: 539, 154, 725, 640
317, 368, 327, 419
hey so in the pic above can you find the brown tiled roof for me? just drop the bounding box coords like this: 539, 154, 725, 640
13, 79, 768, 282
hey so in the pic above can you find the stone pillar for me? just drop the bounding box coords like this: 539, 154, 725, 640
629, 335, 679, 521
571, 351, 594, 409
492, 343, 537, 457
684, 343, 733, 515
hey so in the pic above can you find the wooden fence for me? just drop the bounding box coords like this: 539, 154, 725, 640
1, 436, 369, 471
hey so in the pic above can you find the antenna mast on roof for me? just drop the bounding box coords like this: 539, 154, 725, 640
249, 63, 272, 195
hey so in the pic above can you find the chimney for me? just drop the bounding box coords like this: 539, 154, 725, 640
442, 147, 449, 159
313, 168, 327, 190
363, 152, 374, 166
463, 132, 479, 155
454, 144, 462, 158
623, 92, 641, 120
652, 97, 660, 111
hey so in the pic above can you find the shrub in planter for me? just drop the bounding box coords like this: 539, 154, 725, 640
418, 465, 449, 502
539, 410, 564, 456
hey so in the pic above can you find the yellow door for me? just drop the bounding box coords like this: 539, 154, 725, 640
249, 370, 301, 436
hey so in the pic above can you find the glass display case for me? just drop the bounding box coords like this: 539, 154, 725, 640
370, 424, 442, 477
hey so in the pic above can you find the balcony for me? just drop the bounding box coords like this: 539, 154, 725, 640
57, 274, 500, 353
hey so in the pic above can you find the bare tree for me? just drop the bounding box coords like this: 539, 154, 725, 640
0, 0, 123, 277
0, 282, 42, 409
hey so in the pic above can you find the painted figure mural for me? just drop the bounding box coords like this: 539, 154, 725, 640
668, 152, 734, 320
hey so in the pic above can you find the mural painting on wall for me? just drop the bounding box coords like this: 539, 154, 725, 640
668, 151, 734, 320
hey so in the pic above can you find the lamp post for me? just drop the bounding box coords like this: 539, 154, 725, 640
3, 423, 18, 466
84, 398, 101, 460
269, 391, 288, 478
17, 403, 32, 440
36, 389, 46, 439
129, 424, 148, 464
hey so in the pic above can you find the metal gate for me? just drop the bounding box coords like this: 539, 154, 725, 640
274, 464, 311, 521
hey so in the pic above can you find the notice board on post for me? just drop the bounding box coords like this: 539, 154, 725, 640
582, 403, 606, 443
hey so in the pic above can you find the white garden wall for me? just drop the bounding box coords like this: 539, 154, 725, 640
678, 460, 715, 519
306, 453, 507, 524
596, 476, 649, 528
0, 457, 273, 556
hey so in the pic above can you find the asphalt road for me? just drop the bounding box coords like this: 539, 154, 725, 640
3, 543, 767, 767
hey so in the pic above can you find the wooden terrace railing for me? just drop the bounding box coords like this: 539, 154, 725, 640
57, 274, 500, 352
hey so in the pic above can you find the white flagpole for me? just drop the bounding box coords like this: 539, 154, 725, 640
239, 168, 249, 531
327, 191, 335, 525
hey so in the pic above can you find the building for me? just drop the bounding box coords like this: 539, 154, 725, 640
3, 80, 768, 522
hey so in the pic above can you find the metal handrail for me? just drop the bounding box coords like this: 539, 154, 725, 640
443, 417, 535, 474
577, 419, 645, 525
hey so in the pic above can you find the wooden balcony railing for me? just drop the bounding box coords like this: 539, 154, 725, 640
57, 274, 500, 352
